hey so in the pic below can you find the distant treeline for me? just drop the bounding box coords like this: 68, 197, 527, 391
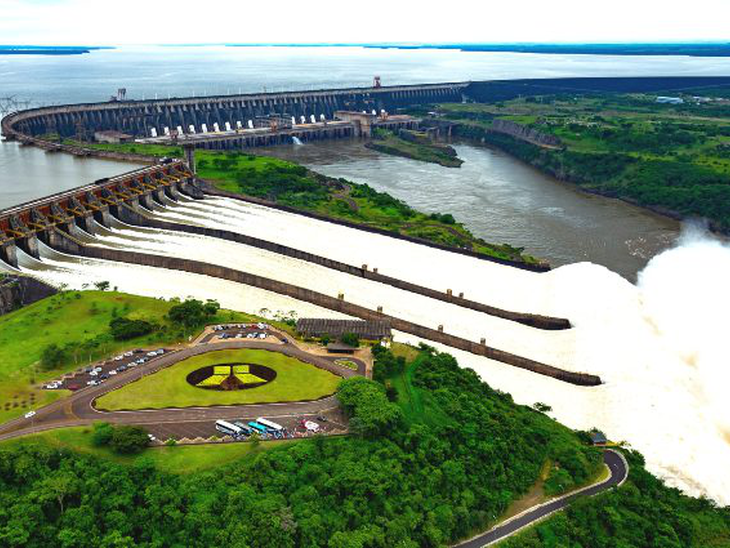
0, 46, 110, 56
463, 77, 730, 104
368, 43, 730, 57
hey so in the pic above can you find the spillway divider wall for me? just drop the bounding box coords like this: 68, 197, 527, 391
116, 203, 570, 330
46, 227, 601, 386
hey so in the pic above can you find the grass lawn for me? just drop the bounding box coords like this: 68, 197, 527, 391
0, 290, 281, 424
95, 348, 341, 410
0, 426, 290, 474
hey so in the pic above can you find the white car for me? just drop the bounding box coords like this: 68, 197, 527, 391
147, 434, 156, 442
24, 411, 36, 419
258, 333, 266, 339
89, 370, 99, 377
109, 370, 118, 375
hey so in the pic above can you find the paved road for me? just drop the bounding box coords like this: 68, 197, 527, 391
0, 340, 363, 442
455, 450, 629, 548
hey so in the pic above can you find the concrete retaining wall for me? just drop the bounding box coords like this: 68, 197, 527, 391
0, 275, 57, 316
48, 228, 601, 386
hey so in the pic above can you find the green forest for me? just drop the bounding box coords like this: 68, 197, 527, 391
437, 92, 730, 231
2, 345, 728, 547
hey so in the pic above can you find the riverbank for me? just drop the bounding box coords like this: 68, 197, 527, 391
365, 128, 463, 167
435, 92, 730, 234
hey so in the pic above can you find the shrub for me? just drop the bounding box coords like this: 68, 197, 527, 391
91, 422, 114, 447
109, 425, 150, 454
109, 317, 155, 341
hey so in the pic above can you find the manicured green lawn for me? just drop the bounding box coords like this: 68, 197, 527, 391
0, 291, 172, 423
0, 426, 289, 474
95, 348, 341, 410
0, 290, 279, 423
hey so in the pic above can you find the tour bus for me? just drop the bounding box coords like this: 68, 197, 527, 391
233, 422, 255, 436
256, 417, 284, 432
247, 421, 268, 434
215, 419, 244, 437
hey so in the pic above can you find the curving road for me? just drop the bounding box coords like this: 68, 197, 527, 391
455, 450, 629, 547
0, 339, 363, 442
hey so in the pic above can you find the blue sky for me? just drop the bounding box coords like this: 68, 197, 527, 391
1, 0, 729, 46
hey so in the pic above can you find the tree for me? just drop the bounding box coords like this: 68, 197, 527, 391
40, 343, 68, 370
340, 332, 359, 348
109, 317, 155, 341
337, 377, 403, 438
94, 281, 110, 291
109, 425, 149, 454
167, 298, 220, 330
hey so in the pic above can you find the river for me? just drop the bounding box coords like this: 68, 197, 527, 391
265, 140, 680, 279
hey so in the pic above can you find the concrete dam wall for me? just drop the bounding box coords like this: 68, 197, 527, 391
2, 82, 467, 141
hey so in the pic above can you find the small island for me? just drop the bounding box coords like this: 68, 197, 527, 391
366, 128, 464, 167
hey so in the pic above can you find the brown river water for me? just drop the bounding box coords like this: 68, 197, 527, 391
264, 139, 680, 280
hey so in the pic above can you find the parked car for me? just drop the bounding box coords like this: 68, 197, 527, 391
109, 370, 118, 376
100, 374, 109, 380
89, 370, 99, 377
24, 411, 36, 419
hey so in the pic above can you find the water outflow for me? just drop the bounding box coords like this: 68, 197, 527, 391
154, 197, 557, 317
291, 136, 304, 146
8, 196, 729, 505
84, 221, 578, 370
519, 223, 730, 505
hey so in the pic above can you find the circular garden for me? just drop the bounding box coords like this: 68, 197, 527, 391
186, 363, 277, 390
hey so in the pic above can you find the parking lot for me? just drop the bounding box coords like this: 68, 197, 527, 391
144, 406, 348, 443
43, 348, 170, 392
200, 323, 286, 345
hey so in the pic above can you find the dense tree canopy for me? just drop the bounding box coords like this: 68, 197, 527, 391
0, 346, 727, 547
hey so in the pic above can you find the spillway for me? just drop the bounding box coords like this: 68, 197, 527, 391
84, 221, 579, 370
154, 196, 561, 317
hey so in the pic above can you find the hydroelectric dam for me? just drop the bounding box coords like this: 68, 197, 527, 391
0, 81, 606, 387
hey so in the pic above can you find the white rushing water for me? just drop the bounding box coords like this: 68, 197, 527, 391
11, 198, 730, 505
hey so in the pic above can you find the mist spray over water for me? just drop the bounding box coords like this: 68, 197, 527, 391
544, 222, 730, 504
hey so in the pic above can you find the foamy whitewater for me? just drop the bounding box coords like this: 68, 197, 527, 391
11, 197, 730, 506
